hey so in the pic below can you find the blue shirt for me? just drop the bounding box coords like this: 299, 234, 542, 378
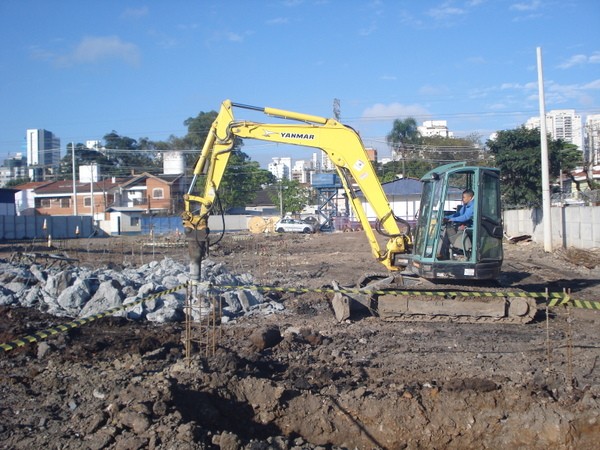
446, 200, 474, 226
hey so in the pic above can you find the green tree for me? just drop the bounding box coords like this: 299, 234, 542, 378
384, 119, 489, 180
183, 111, 219, 168
386, 117, 421, 148
268, 178, 311, 215
214, 150, 275, 211
58, 142, 114, 180
486, 126, 578, 207
4, 177, 30, 188
102, 131, 158, 176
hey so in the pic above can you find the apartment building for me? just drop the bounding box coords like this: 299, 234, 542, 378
26, 129, 61, 182
418, 120, 454, 138
585, 114, 600, 165
0, 153, 27, 187
525, 109, 584, 151
268, 157, 292, 180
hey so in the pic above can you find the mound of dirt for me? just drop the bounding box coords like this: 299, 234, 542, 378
1, 232, 599, 449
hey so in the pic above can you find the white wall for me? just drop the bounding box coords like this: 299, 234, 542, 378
503, 205, 600, 249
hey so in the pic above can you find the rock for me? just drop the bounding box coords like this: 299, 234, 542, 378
114, 434, 148, 450
213, 431, 242, 450
22, 285, 42, 307
118, 409, 151, 433
44, 271, 73, 297
250, 325, 282, 351
0, 287, 15, 306
56, 278, 92, 316
79, 279, 124, 318
29, 264, 46, 283
36, 341, 51, 359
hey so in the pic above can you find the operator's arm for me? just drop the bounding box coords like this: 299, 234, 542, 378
447, 201, 474, 225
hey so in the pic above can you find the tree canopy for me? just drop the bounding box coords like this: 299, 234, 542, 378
267, 178, 312, 215
382, 118, 487, 181
215, 150, 275, 211
486, 126, 581, 207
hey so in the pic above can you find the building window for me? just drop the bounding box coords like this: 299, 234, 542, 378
60, 198, 71, 208
41, 199, 51, 208
130, 217, 140, 227
152, 188, 164, 199
84, 197, 91, 207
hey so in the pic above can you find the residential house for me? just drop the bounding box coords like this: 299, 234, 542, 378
21, 178, 124, 219
102, 206, 145, 235
116, 172, 186, 214
12, 173, 188, 218
13, 181, 52, 215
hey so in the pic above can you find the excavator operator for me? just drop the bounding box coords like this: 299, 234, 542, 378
437, 189, 475, 260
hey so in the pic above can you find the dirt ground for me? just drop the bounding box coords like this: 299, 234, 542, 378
1, 231, 600, 449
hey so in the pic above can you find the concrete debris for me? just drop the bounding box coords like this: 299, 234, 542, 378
0, 256, 280, 323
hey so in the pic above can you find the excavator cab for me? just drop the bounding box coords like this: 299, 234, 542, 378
408, 162, 503, 281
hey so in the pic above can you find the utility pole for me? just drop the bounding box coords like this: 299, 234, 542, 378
90, 162, 95, 219
71, 142, 78, 216
537, 47, 553, 252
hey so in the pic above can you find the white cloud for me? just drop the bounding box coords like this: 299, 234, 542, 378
359, 22, 378, 36
418, 84, 449, 96
208, 30, 251, 44
558, 52, 600, 69
225, 32, 244, 42
426, 2, 466, 21
509, 0, 541, 11
590, 52, 600, 64
582, 79, 600, 90
121, 7, 149, 19
361, 102, 431, 121
55, 36, 141, 67
266, 17, 289, 25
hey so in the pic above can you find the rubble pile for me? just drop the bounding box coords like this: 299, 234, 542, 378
0, 256, 281, 323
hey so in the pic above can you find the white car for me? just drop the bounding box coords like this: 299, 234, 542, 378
274, 218, 316, 234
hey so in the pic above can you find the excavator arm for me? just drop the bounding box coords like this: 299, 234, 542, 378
183, 100, 411, 280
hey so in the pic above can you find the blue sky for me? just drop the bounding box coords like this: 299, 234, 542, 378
1, 0, 599, 168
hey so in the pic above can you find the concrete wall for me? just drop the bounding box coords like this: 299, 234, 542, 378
0, 215, 99, 240
503, 205, 600, 249
141, 215, 254, 236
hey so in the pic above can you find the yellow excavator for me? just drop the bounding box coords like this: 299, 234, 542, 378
183, 100, 536, 324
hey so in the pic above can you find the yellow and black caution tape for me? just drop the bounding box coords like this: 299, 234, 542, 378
213, 284, 600, 310
547, 296, 600, 310
0, 283, 187, 354
3, 281, 599, 354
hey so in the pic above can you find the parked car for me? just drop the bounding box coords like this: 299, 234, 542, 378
274, 218, 316, 234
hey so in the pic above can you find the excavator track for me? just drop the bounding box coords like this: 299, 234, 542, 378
377, 294, 537, 324
331, 275, 539, 324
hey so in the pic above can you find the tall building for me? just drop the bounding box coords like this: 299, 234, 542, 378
26, 129, 60, 182
0, 153, 27, 187
268, 157, 292, 180
525, 109, 583, 151
418, 120, 454, 138
86, 140, 102, 151
585, 114, 600, 166
321, 152, 335, 171
291, 159, 313, 184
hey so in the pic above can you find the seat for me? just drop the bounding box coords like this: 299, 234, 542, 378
450, 227, 472, 260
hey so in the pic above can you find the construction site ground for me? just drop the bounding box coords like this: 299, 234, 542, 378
1, 231, 600, 449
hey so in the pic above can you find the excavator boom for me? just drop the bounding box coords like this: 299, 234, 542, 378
183, 100, 411, 280
183, 101, 534, 324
